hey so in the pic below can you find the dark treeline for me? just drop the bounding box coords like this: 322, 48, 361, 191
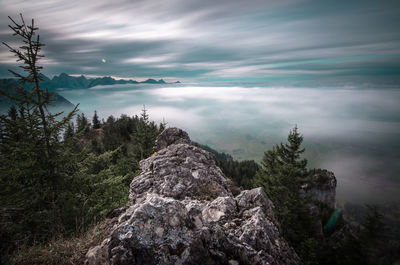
195, 143, 259, 190
68, 106, 163, 160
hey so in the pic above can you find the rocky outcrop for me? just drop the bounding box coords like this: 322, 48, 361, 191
86, 128, 300, 265
153, 127, 191, 153
306, 169, 337, 209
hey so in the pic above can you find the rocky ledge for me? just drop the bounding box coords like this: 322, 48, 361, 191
86, 128, 300, 265
307, 169, 337, 209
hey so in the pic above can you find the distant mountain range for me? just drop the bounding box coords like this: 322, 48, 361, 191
0, 78, 75, 113
38, 73, 180, 91
0, 73, 180, 113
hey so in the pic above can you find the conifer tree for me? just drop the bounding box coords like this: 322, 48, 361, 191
92, 110, 101, 129
136, 105, 153, 159
76, 112, 90, 133
253, 126, 308, 203
253, 126, 320, 263
0, 14, 78, 241
63, 122, 75, 140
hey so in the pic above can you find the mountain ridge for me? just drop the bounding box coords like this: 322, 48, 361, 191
0, 78, 75, 113
38, 73, 178, 90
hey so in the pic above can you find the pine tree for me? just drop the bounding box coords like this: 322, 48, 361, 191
92, 110, 101, 129
0, 14, 78, 242
136, 105, 153, 159
253, 126, 320, 263
63, 122, 75, 140
76, 113, 90, 133
253, 126, 307, 203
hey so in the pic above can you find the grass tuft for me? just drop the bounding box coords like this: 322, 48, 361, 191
3, 219, 112, 265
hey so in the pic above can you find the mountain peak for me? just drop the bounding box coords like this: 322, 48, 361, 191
38, 73, 50, 81
59, 73, 70, 77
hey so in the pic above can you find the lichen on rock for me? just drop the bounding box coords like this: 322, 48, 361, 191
85, 128, 300, 265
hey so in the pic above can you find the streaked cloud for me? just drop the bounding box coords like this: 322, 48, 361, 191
123, 55, 176, 64
0, 0, 399, 84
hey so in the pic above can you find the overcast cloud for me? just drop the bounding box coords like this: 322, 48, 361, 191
0, 0, 399, 83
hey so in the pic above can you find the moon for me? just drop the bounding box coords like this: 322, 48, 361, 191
101, 58, 106, 63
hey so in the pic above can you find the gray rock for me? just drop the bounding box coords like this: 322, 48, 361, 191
86, 128, 300, 265
130, 141, 232, 203
307, 169, 337, 209
153, 127, 191, 152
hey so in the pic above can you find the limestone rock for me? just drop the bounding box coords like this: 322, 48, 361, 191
86, 128, 300, 265
307, 169, 337, 209
130, 144, 232, 203
153, 127, 191, 152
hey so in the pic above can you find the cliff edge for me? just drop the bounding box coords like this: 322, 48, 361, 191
85, 128, 300, 265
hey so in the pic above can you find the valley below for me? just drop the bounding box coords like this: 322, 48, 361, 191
58, 83, 400, 207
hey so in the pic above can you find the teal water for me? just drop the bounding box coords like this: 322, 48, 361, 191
59, 83, 400, 206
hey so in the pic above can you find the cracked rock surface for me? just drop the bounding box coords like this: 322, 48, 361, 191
86, 128, 300, 265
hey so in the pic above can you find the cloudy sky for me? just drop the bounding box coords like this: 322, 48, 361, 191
0, 0, 399, 84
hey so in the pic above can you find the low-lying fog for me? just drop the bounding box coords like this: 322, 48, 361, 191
59, 84, 400, 206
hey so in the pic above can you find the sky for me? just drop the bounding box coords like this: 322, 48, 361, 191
0, 0, 399, 84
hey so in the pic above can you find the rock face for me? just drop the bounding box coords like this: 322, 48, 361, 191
86, 128, 300, 265
153, 127, 191, 152
307, 169, 337, 209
